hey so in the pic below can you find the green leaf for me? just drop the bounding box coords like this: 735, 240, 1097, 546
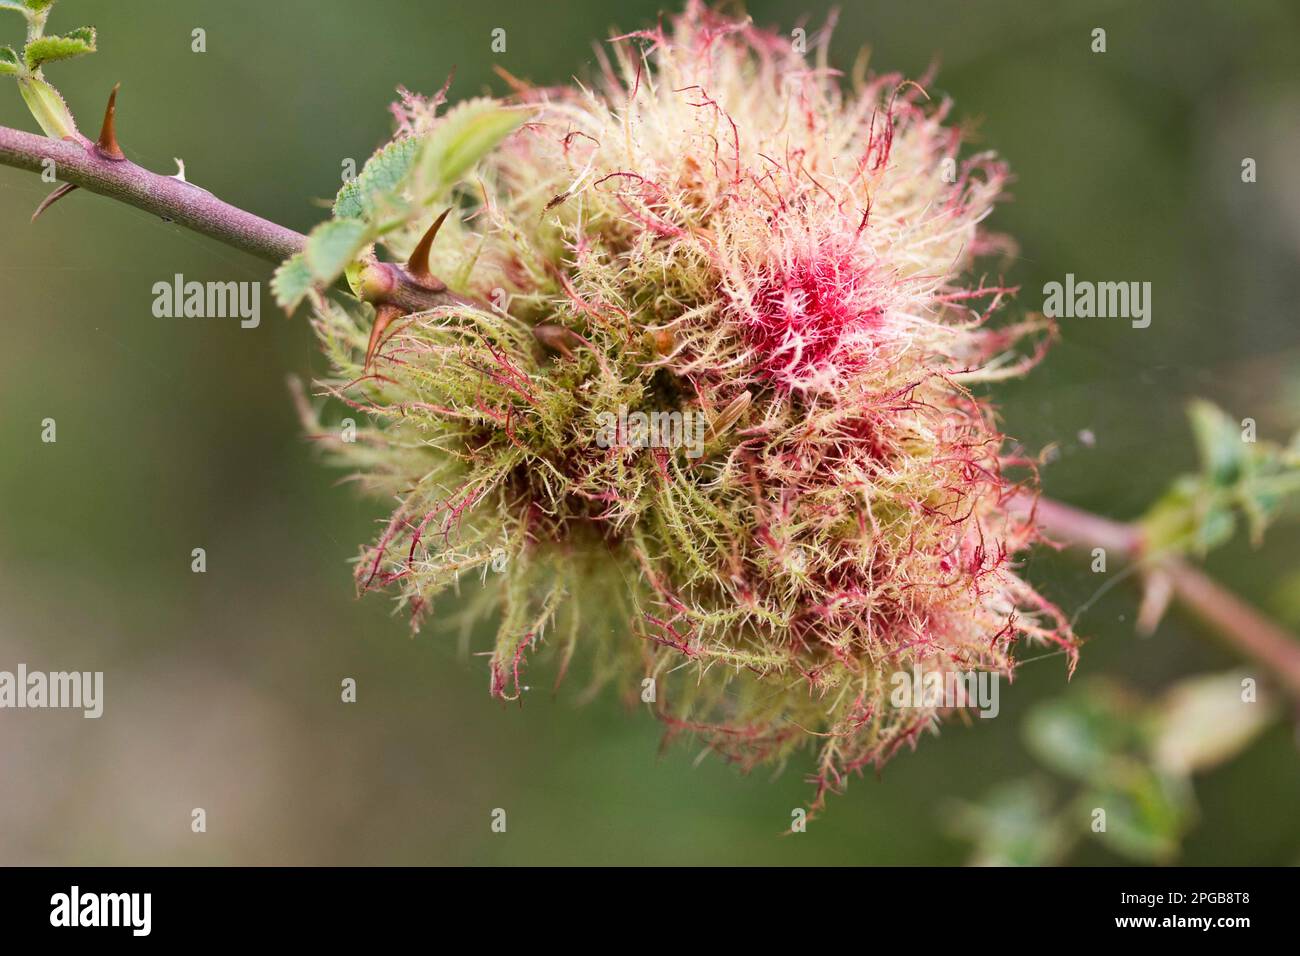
0, 46, 20, 75
1024, 684, 1142, 783
1194, 500, 1236, 552
1237, 484, 1279, 545
303, 217, 370, 285
0, 0, 48, 14
1143, 403, 1300, 555
1188, 399, 1246, 487
333, 135, 421, 221
415, 99, 524, 197
1152, 671, 1275, 776
1085, 768, 1192, 863
1140, 477, 1201, 554
950, 779, 1073, 867
1236, 450, 1300, 543
271, 254, 315, 312
332, 102, 524, 233
24, 26, 96, 71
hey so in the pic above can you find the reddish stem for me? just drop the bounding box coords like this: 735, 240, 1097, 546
1022, 494, 1300, 700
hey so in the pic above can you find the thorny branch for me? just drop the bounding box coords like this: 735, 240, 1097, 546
0, 90, 474, 315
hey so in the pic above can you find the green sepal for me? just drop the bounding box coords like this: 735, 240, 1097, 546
343, 259, 367, 298
17, 73, 77, 137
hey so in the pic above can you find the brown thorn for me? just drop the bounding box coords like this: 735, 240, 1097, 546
365, 303, 406, 371
407, 207, 451, 286
95, 83, 125, 161
532, 324, 576, 361
31, 182, 79, 223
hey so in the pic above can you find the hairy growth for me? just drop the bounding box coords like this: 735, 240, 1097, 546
297, 2, 1074, 806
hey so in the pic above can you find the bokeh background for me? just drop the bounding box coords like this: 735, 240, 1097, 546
1, 0, 1297, 864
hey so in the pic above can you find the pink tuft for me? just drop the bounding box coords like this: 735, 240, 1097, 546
741, 245, 884, 389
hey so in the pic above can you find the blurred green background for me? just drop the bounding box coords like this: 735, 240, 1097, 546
1, 0, 1297, 864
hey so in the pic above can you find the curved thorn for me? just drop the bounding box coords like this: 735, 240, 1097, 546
407, 207, 451, 285
31, 182, 79, 223
95, 83, 125, 161
365, 303, 405, 371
